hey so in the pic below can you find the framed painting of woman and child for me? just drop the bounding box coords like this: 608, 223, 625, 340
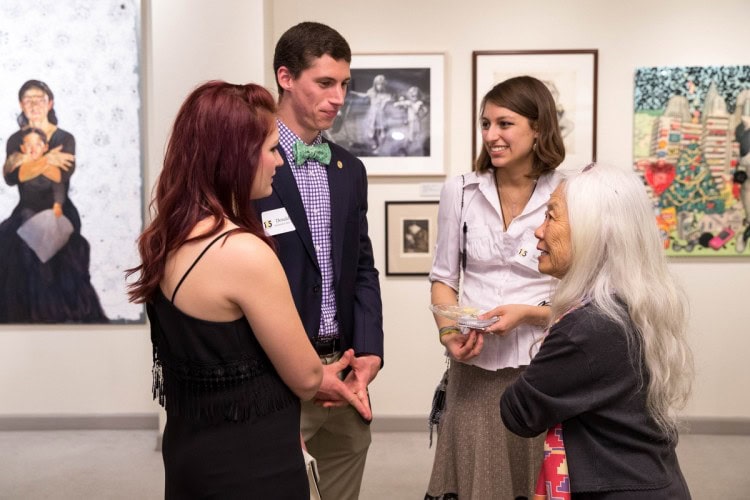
0, 0, 143, 323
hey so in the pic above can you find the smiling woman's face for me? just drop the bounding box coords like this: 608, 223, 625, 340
534, 185, 572, 279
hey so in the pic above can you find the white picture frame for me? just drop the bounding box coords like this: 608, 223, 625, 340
473, 50, 598, 172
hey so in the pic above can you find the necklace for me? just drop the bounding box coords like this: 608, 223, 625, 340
495, 174, 536, 231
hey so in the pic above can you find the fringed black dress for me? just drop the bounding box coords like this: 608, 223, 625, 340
148, 231, 307, 499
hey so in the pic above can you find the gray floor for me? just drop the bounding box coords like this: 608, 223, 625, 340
0, 430, 748, 499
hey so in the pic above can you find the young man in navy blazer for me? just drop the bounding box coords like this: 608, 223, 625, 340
255, 22, 384, 500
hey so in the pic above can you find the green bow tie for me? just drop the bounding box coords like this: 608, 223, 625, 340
293, 140, 331, 166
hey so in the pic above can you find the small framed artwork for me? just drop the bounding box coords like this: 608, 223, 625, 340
385, 201, 439, 276
324, 53, 445, 176
472, 50, 598, 171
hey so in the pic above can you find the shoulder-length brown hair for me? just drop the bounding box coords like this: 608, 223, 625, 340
127, 81, 276, 303
475, 75, 565, 178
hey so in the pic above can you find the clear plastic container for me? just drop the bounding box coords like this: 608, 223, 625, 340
429, 304, 498, 331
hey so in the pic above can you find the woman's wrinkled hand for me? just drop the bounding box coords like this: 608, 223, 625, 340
479, 304, 529, 336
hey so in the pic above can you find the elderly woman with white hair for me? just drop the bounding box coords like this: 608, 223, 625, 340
500, 163, 694, 499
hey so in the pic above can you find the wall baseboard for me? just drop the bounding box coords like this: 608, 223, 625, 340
2, 414, 748, 436
681, 417, 750, 435
0, 414, 158, 431
370, 416, 750, 435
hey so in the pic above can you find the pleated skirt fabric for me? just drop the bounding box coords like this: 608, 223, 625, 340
426, 362, 544, 500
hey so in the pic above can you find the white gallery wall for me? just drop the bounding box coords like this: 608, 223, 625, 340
1, 0, 748, 426
270, 0, 750, 423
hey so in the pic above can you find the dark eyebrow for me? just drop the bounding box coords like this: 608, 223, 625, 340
481, 114, 515, 121
315, 76, 350, 84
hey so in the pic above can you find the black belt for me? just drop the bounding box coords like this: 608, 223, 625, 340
314, 337, 341, 356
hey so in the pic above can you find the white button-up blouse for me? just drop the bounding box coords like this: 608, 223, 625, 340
429, 169, 563, 371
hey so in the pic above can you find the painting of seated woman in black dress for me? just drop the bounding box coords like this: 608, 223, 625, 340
0, 80, 107, 323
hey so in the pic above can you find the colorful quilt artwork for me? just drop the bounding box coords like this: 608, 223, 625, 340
633, 66, 750, 256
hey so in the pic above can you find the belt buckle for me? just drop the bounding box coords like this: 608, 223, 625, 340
315, 337, 339, 356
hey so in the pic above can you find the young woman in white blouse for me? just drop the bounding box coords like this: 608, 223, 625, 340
426, 76, 566, 500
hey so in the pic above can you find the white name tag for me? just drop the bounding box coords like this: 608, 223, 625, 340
261, 208, 296, 236
511, 235, 541, 271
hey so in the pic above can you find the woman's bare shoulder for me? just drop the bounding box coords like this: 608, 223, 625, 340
209, 231, 279, 280
216, 229, 275, 259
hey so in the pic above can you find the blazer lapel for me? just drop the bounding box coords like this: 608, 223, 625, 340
273, 149, 319, 270
326, 145, 348, 282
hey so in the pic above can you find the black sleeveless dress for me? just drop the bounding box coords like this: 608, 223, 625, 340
148, 232, 308, 499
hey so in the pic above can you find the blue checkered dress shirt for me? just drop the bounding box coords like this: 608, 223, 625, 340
277, 119, 339, 340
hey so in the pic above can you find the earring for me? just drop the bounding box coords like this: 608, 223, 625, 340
532, 140, 537, 152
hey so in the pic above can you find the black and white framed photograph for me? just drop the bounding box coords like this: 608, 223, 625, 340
473, 50, 598, 171
325, 53, 445, 176
385, 201, 439, 276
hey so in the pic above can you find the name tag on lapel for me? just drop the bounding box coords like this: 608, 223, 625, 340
261, 208, 296, 236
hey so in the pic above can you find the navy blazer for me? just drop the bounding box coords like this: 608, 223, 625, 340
254, 140, 384, 362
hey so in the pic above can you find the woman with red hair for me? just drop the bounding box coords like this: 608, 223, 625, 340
127, 81, 322, 498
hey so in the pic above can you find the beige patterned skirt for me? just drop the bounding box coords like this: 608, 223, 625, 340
426, 362, 544, 499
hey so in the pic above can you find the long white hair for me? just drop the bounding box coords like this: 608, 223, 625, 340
551, 163, 693, 440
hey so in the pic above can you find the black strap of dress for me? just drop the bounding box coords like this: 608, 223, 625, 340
171, 230, 234, 303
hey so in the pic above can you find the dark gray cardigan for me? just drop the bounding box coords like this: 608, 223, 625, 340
500, 303, 690, 498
